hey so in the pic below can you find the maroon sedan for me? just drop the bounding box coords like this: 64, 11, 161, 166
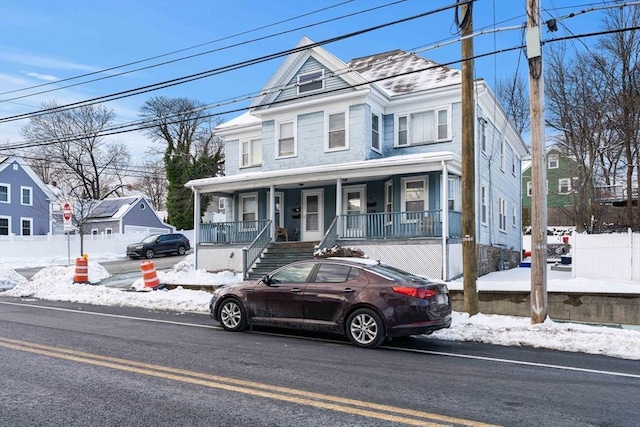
209, 257, 452, 348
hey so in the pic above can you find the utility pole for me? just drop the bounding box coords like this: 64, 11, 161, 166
460, 1, 479, 314
527, 0, 548, 324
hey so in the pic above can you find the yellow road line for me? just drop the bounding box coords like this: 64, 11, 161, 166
0, 336, 499, 427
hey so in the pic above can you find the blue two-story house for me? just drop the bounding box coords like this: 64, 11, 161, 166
186, 37, 527, 280
0, 155, 55, 235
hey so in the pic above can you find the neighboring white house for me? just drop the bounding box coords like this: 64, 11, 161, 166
186, 37, 528, 280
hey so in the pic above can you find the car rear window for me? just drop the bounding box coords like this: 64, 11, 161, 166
366, 263, 423, 282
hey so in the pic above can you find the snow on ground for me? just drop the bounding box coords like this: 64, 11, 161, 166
1, 255, 639, 360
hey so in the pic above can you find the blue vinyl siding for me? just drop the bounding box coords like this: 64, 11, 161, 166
0, 160, 51, 235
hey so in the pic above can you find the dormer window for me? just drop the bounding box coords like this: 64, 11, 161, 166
298, 71, 323, 94
548, 154, 559, 169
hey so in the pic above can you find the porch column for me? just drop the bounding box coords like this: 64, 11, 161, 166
336, 178, 343, 234
441, 161, 449, 279
269, 185, 276, 241
193, 189, 200, 269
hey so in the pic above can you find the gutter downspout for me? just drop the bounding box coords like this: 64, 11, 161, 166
193, 189, 200, 270
336, 178, 343, 236
441, 161, 449, 280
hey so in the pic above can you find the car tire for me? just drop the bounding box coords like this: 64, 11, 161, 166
346, 308, 386, 348
144, 249, 155, 259
217, 298, 247, 332
177, 245, 187, 256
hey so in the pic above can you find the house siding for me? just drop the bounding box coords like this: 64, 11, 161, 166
0, 159, 51, 235
273, 56, 354, 105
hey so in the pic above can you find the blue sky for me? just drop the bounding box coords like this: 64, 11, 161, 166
0, 0, 605, 160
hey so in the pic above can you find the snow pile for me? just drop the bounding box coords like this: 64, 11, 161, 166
0, 266, 28, 292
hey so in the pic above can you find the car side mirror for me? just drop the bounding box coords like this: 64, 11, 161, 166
261, 275, 272, 286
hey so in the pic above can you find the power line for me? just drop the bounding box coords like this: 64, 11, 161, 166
0, 0, 407, 103
0, 0, 470, 124
0, 0, 358, 97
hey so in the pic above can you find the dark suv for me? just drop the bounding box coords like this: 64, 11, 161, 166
126, 233, 190, 259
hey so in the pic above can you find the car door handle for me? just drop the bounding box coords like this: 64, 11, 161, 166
343, 288, 355, 294
290, 288, 302, 293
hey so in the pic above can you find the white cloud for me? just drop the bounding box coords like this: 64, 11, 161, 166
0, 49, 98, 73
25, 72, 59, 82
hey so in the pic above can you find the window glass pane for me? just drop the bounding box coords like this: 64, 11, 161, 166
280, 122, 293, 138
251, 139, 262, 165
271, 263, 315, 283
298, 71, 322, 93
21, 219, 31, 236
22, 188, 31, 204
314, 264, 352, 283
437, 110, 448, 140
398, 116, 408, 145
242, 196, 256, 222
0, 185, 7, 202
279, 122, 295, 156
328, 113, 345, 149
279, 138, 294, 156
371, 114, 380, 150
405, 181, 424, 212
0, 218, 9, 235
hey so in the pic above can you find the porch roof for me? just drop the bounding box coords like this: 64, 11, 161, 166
186, 152, 461, 195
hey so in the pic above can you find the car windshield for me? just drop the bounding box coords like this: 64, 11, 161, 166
141, 235, 160, 243
366, 263, 427, 283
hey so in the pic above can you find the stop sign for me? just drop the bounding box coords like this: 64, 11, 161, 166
63, 202, 72, 221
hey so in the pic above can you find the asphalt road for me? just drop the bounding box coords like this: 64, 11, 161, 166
15, 254, 188, 281
1, 298, 639, 426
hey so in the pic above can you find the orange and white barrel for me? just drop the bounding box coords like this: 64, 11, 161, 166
140, 261, 161, 289
73, 257, 89, 283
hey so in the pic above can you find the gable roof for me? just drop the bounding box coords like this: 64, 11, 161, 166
347, 50, 461, 97
0, 155, 56, 200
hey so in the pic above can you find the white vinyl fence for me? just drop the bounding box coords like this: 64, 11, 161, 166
0, 230, 194, 266
572, 231, 640, 281
523, 230, 640, 281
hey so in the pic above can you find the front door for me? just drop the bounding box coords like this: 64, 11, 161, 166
302, 189, 323, 241
342, 185, 366, 238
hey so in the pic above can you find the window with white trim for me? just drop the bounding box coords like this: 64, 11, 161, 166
218, 198, 226, 214
512, 206, 517, 228
512, 152, 517, 175
240, 194, 257, 224
21, 218, 32, 236
240, 138, 262, 168
371, 112, 381, 153
500, 140, 505, 171
395, 107, 450, 146
558, 178, 571, 194
401, 177, 427, 217
572, 177, 579, 192
498, 197, 507, 232
0, 216, 10, 235
277, 121, 296, 158
0, 183, 9, 203
91, 229, 99, 236
481, 185, 488, 225
105, 228, 113, 236
21, 186, 33, 206
298, 70, 323, 94
548, 154, 559, 169
526, 181, 532, 197
326, 111, 347, 151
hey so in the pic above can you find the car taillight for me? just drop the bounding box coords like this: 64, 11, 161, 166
392, 286, 438, 299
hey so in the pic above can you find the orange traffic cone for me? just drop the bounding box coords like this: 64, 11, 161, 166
73, 256, 89, 283
140, 261, 163, 289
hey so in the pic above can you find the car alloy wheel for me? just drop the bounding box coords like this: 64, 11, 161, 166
218, 299, 247, 332
145, 249, 155, 259
177, 245, 186, 256
346, 308, 385, 348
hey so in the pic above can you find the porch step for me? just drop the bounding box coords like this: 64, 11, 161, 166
247, 241, 318, 280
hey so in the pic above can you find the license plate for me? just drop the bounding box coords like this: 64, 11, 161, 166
436, 294, 448, 305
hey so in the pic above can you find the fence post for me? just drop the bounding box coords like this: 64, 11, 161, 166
242, 247, 248, 280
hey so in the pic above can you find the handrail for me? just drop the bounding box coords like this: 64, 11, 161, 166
242, 220, 272, 280
315, 216, 339, 252
336, 210, 445, 239
200, 220, 269, 244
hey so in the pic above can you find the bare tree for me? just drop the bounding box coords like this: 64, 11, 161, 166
21, 102, 131, 253
139, 96, 224, 229
131, 159, 167, 211
497, 74, 530, 136
21, 102, 131, 199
